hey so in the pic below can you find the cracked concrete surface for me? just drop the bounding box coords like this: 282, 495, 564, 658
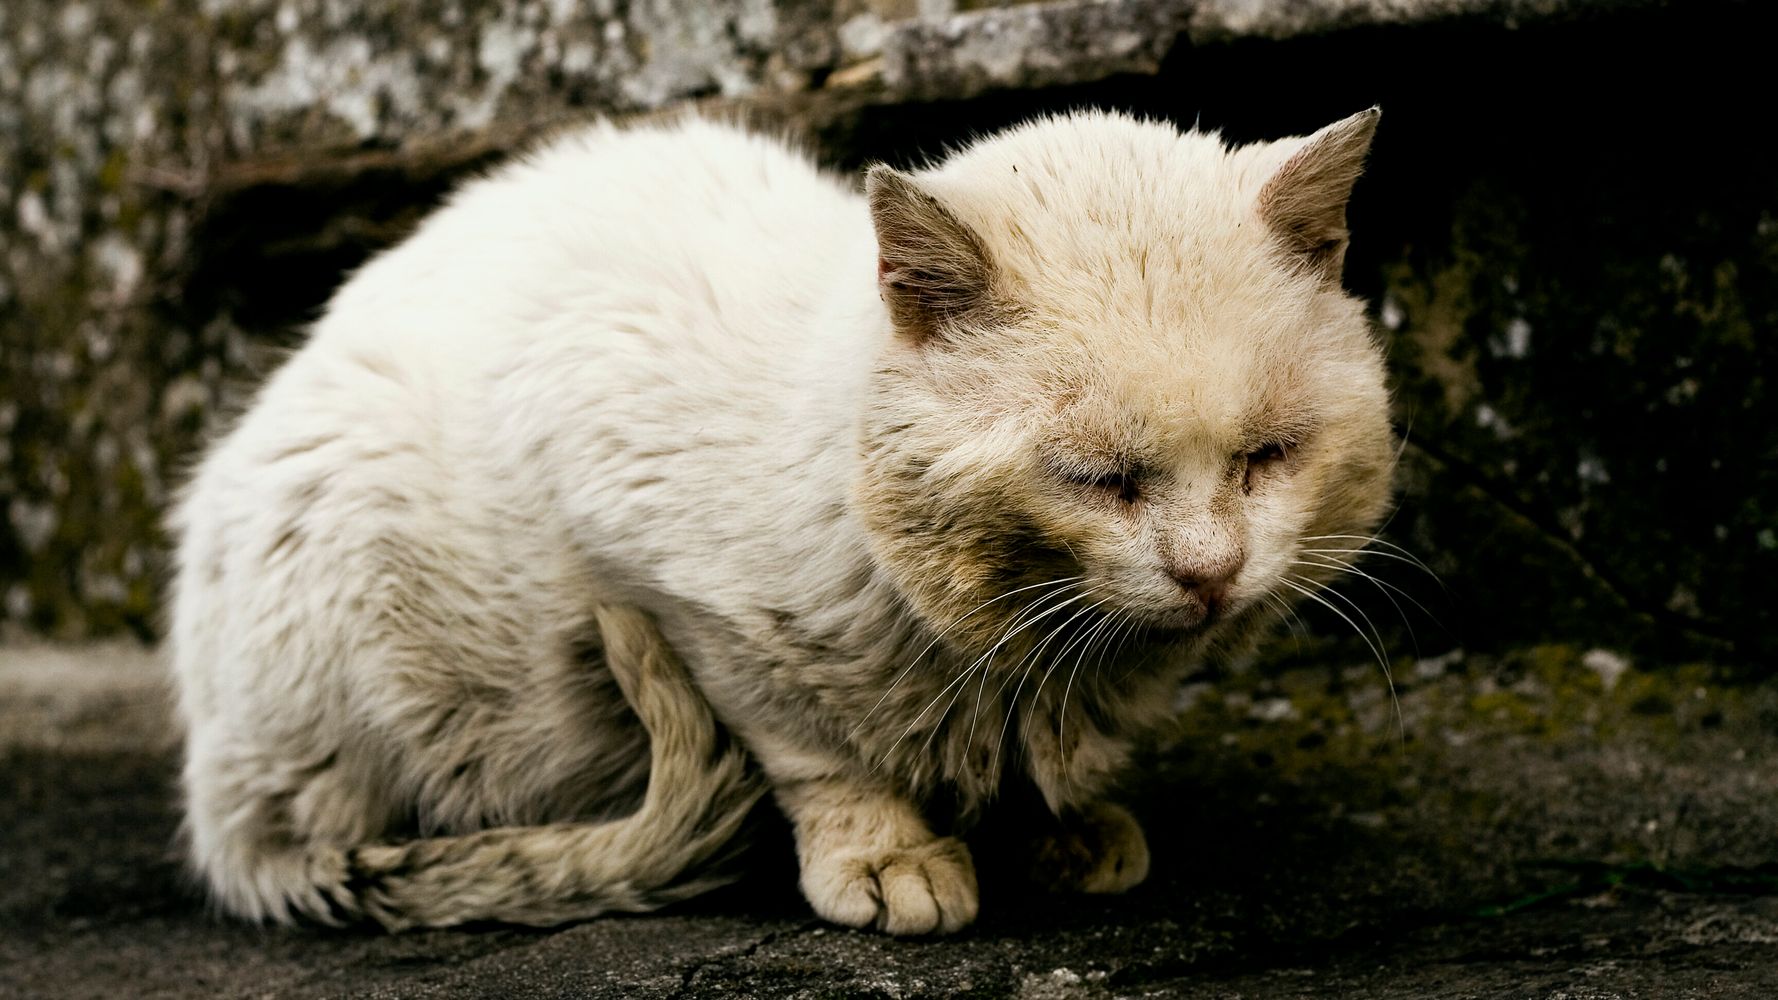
5, 641, 1777, 998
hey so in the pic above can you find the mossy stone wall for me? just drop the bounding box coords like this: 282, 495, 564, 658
4, 0, 1771, 666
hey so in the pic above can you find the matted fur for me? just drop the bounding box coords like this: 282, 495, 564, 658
169, 109, 1393, 934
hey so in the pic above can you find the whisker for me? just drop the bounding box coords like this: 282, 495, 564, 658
1058, 606, 1126, 787
1300, 542, 1432, 570
990, 593, 1109, 777
1056, 603, 1121, 714
849, 575, 1081, 742
1296, 553, 1441, 629
1113, 619, 1157, 685
1113, 612, 1166, 684
1300, 548, 1446, 591
881, 584, 1095, 772
1294, 553, 1442, 660
1090, 607, 1134, 685
920, 661, 987, 760
1278, 576, 1405, 747
877, 656, 989, 774
965, 652, 998, 753
1280, 593, 1310, 640
1291, 574, 1393, 684
1392, 415, 1415, 466
922, 599, 1083, 765
1299, 534, 1442, 584
949, 583, 1093, 756
963, 582, 1094, 735
1292, 560, 1420, 661
1021, 596, 1118, 746
1260, 591, 1306, 656
993, 660, 1043, 773
1111, 609, 1145, 669
980, 587, 1099, 727
1300, 532, 1433, 565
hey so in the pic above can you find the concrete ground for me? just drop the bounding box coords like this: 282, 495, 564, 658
5, 640, 1778, 999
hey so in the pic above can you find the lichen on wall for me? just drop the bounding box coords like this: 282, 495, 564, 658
1, 0, 225, 638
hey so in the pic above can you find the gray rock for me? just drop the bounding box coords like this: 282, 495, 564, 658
881, 0, 1195, 102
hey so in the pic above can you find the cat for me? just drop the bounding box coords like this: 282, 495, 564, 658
168, 107, 1394, 935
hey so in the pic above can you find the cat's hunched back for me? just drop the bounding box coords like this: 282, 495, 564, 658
171, 111, 1393, 933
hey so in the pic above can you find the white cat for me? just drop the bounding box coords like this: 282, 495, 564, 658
169, 108, 1394, 934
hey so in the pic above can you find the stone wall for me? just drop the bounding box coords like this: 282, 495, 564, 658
3, 0, 1772, 665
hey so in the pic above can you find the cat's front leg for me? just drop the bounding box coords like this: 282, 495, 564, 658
1011, 698, 1151, 894
775, 777, 978, 935
1025, 800, 1150, 895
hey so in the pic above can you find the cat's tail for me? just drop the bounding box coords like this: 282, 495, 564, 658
302, 606, 764, 931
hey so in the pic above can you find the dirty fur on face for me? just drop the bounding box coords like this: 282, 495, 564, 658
168, 109, 1394, 935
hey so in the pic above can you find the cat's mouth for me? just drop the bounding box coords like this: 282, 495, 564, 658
1140, 604, 1216, 635
1125, 586, 1251, 637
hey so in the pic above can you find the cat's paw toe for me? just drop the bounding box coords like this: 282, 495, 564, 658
1031, 801, 1150, 895
804, 836, 978, 935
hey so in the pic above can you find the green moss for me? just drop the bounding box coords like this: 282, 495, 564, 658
96, 149, 130, 194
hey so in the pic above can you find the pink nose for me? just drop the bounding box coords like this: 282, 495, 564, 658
1169, 567, 1236, 615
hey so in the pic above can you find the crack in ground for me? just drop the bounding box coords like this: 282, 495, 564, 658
668, 919, 824, 999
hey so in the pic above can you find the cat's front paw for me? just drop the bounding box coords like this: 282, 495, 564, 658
800, 836, 978, 935
1030, 801, 1150, 895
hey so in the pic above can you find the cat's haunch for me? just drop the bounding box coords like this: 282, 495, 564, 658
169, 109, 1393, 934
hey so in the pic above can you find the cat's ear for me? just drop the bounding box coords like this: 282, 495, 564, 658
866, 165, 994, 344
1256, 107, 1380, 283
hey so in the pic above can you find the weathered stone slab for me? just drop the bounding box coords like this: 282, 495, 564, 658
881, 0, 1195, 102
4, 640, 1776, 997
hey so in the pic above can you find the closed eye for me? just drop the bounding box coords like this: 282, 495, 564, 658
1242, 443, 1293, 493
1067, 468, 1141, 504
1249, 443, 1288, 465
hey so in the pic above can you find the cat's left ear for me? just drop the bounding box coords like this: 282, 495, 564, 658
866, 165, 995, 345
1256, 107, 1380, 283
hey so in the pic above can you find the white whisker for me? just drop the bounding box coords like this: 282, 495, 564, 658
946, 583, 1092, 757
1278, 576, 1405, 747
1021, 596, 1118, 744
1294, 553, 1441, 660
1299, 534, 1441, 583
876, 583, 1094, 772
877, 657, 988, 774
964, 582, 1088, 737
1293, 559, 1420, 661
1089, 608, 1133, 685
1260, 591, 1306, 655
1057, 606, 1125, 787
990, 592, 1109, 777
1295, 574, 1392, 673
849, 575, 1081, 742
1297, 553, 1439, 628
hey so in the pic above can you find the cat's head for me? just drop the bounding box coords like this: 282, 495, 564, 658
856, 109, 1394, 660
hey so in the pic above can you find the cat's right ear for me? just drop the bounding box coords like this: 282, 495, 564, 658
1255, 107, 1380, 284
866, 166, 994, 344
